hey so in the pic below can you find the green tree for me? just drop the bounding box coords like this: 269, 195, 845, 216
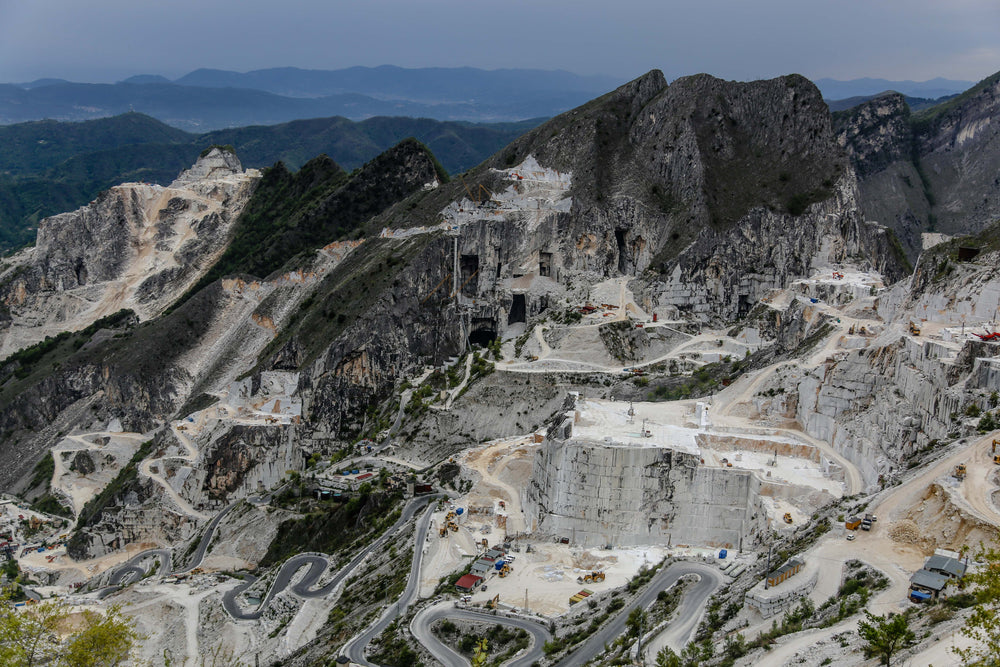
62, 605, 139, 667
656, 646, 682, 667
857, 610, 915, 665
955, 540, 1000, 665
627, 607, 647, 638
0, 596, 139, 667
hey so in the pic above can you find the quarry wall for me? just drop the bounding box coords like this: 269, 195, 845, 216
526, 435, 767, 549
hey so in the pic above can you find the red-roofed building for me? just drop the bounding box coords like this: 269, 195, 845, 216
455, 574, 483, 591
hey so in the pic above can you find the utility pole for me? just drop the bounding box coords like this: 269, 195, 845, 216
764, 542, 773, 589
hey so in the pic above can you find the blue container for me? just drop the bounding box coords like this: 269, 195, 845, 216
719, 549, 728, 559
495, 560, 506, 570
456, 508, 464, 515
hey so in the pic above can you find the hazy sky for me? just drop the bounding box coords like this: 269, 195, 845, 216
0, 0, 997, 84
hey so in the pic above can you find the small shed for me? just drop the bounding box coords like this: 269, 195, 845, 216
909, 569, 949, 599
924, 555, 967, 580
845, 516, 862, 530
455, 574, 483, 591
766, 558, 805, 587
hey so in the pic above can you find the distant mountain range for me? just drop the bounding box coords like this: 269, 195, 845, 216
2, 66, 623, 131
1, 67, 977, 132
814, 76, 973, 101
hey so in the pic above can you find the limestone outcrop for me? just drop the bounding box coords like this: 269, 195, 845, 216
0, 147, 260, 358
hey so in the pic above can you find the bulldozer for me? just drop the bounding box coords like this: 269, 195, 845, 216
449, 521, 459, 532
580, 571, 606, 583
783, 513, 793, 524
909, 321, 921, 336
439, 524, 449, 538
993, 454, 1000, 465
499, 563, 511, 578
955, 463, 967, 480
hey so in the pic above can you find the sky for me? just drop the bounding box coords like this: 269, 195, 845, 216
0, 0, 997, 84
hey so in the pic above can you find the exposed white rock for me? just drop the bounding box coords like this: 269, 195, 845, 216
0, 148, 261, 358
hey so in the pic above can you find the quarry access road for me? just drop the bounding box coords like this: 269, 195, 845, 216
411, 602, 552, 667
342, 502, 441, 665
557, 561, 723, 667
713, 351, 865, 495
223, 495, 437, 621
739, 435, 998, 665
97, 502, 237, 598
138, 420, 210, 520
642, 571, 723, 662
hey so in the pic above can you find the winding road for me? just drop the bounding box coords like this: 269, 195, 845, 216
97, 502, 237, 598
342, 502, 436, 664
405, 560, 722, 667
223, 496, 437, 621
556, 561, 723, 667
411, 603, 552, 667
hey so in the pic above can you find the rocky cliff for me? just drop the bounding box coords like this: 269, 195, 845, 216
834, 71, 1000, 260
0, 148, 259, 358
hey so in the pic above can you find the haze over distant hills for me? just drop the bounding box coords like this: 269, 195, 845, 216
1, 66, 622, 131
0, 66, 977, 131
814, 76, 973, 100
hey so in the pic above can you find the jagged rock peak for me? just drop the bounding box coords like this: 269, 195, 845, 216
834, 92, 912, 179
170, 146, 244, 186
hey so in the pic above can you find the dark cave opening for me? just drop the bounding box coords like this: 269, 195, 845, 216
508, 293, 526, 324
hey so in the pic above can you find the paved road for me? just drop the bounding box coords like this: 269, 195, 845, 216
343, 502, 436, 665
223, 495, 437, 621
557, 561, 724, 667
411, 603, 552, 667
643, 568, 724, 661
96, 502, 237, 598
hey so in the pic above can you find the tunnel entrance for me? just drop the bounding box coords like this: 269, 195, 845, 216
615, 229, 628, 273
460, 254, 479, 297
508, 293, 526, 324
539, 252, 552, 277
469, 318, 497, 348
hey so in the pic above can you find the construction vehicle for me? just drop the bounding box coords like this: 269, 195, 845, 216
955, 463, 967, 480
439, 525, 449, 538
909, 321, 921, 336
499, 563, 511, 577
449, 521, 459, 532
579, 571, 606, 584
993, 454, 1000, 465
486, 594, 500, 609
783, 513, 793, 524
481, 538, 489, 549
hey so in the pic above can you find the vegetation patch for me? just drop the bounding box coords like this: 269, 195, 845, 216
261, 489, 402, 567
